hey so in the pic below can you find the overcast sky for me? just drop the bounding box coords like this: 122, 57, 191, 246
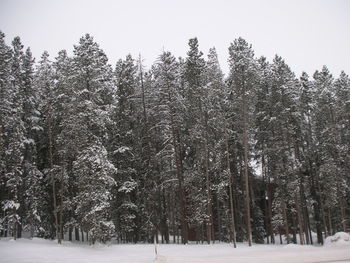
1, 0, 349, 77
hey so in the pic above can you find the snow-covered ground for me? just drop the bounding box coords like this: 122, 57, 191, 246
1, 237, 350, 263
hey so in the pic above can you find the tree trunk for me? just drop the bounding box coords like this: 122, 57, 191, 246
216, 196, 222, 242
291, 214, 297, 244
204, 138, 213, 244
48, 105, 60, 244
171, 196, 176, 244
295, 193, 305, 245
17, 221, 22, 239
310, 167, 324, 244
225, 120, 237, 247
13, 219, 17, 240
266, 162, 274, 244
327, 209, 333, 236
340, 199, 348, 233
242, 85, 252, 246
68, 227, 72, 241
59, 166, 64, 243
282, 199, 290, 244
161, 189, 170, 244
306, 206, 313, 244
75, 227, 80, 241
262, 155, 269, 244
170, 112, 188, 244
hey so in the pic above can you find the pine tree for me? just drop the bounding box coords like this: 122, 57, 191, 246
298, 71, 316, 244
268, 55, 300, 244
111, 54, 140, 243
228, 37, 256, 246
334, 72, 350, 233
35, 51, 59, 239
312, 67, 349, 237
57, 34, 116, 243
20, 47, 44, 238
254, 56, 277, 243
183, 38, 216, 243
74, 144, 116, 244
52, 50, 73, 243
152, 51, 187, 244
312, 66, 336, 243
205, 47, 231, 244
1, 36, 27, 240
0, 31, 18, 238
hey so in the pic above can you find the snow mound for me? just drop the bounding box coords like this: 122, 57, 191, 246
154, 255, 167, 263
325, 232, 350, 246
283, 243, 302, 249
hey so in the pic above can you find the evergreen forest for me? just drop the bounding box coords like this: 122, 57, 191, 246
0, 31, 349, 246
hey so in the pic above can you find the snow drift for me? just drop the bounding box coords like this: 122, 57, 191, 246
325, 232, 350, 246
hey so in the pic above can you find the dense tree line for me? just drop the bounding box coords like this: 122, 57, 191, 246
0, 32, 349, 245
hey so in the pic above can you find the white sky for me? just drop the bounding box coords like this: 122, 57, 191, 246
1, 0, 349, 77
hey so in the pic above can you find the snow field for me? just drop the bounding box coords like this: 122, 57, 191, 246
1, 237, 350, 263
